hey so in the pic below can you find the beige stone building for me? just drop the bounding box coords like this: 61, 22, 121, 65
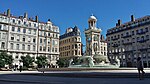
0, 9, 59, 67
106, 15, 150, 67
59, 26, 82, 59
100, 35, 107, 56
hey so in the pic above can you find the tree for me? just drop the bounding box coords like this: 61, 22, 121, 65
21, 55, 34, 68
35, 55, 48, 68
56, 58, 69, 67
0, 51, 13, 68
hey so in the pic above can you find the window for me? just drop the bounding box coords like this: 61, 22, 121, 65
141, 36, 144, 41
55, 48, 57, 52
43, 46, 46, 51
23, 29, 26, 33
10, 43, 13, 49
33, 45, 35, 51
11, 37, 14, 40
33, 38, 36, 43
2, 33, 6, 39
24, 22, 26, 25
16, 35, 20, 41
52, 40, 55, 45
118, 35, 120, 39
18, 20, 21, 24
132, 31, 134, 35
145, 27, 148, 32
28, 29, 31, 34
146, 35, 149, 40
16, 44, 19, 50
140, 29, 143, 33
40, 46, 42, 51
12, 27, 15, 31
44, 39, 46, 43
29, 23, 31, 27
48, 47, 50, 52
48, 33, 50, 36
34, 24, 36, 27
13, 19, 15, 23
33, 30, 36, 35
28, 45, 30, 50
28, 37, 31, 42
75, 44, 77, 48
75, 50, 77, 55
1, 42, 5, 49
121, 34, 123, 37
40, 38, 42, 43
0, 25, 1, 30
23, 36, 25, 42
22, 44, 25, 50
136, 30, 139, 34
52, 47, 54, 52
137, 37, 140, 42
126, 32, 129, 36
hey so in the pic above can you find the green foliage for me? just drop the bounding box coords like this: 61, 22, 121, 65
21, 55, 34, 68
56, 58, 69, 67
0, 51, 13, 68
35, 55, 48, 68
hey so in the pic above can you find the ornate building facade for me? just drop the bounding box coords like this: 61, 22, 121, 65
59, 26, 82, 59
107, 15, 150, 67
0, 9, 59, 66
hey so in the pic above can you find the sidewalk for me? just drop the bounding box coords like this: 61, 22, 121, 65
0, 69, 150, 78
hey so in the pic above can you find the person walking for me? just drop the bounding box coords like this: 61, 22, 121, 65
137, 57, 145, 80
19, 61, 23, 72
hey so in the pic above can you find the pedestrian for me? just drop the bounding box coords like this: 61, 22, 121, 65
137, 57, 145, 80
11, 64, 14, 72
19, 65, 22, 72
19, 62, 23, 72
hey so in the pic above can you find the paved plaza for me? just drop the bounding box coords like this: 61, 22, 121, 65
0, 69, 150, 84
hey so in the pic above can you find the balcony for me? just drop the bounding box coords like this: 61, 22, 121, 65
122, 35, 132, 38
112, 44, 119, 47
136, 31, 146, 35
123, 42, 132, 45
137, 39, 147, 43
138, 48, 148, 51
106, 21, 150, 36
124, 50, 135, 53
112, 52, 119, 54
112, 38, 119, 41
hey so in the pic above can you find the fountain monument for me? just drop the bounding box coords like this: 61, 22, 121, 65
69, 15, 120, 68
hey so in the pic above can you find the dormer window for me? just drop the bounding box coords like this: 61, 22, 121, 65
18, 20, 21, 24
34, 24, 36, 27
13, 19, 15, 23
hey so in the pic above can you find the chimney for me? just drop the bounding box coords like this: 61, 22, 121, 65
7, 9, 10, 17
4, 12, 6, 15
131, 15, 135, 21
24, 12, 28, 18
35, 16, 38, 22
118, 19, 121, 26
116, 23, 118, 26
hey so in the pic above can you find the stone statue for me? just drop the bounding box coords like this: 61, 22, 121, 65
69, 59, 73, 66
88, 57, 94, 67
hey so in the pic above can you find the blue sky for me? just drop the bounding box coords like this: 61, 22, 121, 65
0, 0, 150, 46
